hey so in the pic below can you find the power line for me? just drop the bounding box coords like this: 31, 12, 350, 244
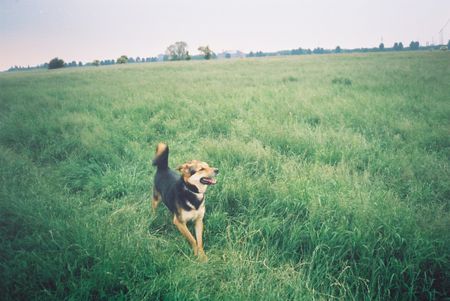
439, 18, 450, 45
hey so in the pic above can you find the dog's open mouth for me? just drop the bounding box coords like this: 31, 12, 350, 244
200, 177, 217, 185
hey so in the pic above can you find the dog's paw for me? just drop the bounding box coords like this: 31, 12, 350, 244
198, 250, 208, 262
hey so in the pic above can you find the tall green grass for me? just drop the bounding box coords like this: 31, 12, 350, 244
1, 52, 449, 300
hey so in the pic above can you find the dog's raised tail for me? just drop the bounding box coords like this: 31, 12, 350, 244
153, 143, 169, 169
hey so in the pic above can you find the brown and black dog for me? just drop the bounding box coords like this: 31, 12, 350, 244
152, 143, 218, 260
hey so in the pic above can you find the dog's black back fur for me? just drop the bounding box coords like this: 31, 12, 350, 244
153, 144, 203, 214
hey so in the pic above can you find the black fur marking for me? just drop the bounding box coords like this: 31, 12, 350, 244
185, 181, 200, 193
181, 184, 204, 210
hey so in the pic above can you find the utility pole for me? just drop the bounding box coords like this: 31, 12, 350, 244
439, 18, 450, 45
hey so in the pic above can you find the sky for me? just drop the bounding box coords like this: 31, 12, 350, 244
1, 0, 449, 71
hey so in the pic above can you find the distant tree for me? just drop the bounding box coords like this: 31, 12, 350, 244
393, 42, 404, 51
225, 53, 231, 59
136, 57, 141, 63
409, 41, 420, 50
92, 60, 100, 66
448, 40, 450, 48
248, 51, 255, 57
313, 47, 325, 54
379, 43, 385, 51
166, 41, 189, 60
48, 57, 65, 69
117, 55, 128, 64
290, 48, 305, 55
78, 61, 83, 67
198, 45, 215, 60
335, 46, 342, 53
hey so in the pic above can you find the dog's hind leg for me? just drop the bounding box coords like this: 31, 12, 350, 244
152, 188, 161, 215
173, 215, 198, 256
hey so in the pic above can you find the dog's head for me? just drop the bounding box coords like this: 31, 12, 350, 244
177, 160, 219, 191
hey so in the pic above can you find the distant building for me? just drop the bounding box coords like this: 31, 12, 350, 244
216, 50, 246, 59
157, 54, 165, 61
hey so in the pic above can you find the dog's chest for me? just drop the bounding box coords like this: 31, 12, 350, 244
180, 204, 205, 222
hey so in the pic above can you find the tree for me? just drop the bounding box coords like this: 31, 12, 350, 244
379, 43, 385, 51
290, 48, 305, 55
166, 41, 189, 60
409, 41, 420, 50
313, 47, 325, 54
393, 42, 404, 51
48, 57, 65, 69
117, 55, 128, 64
92, 60, 100, 66
198, 45, 215, 60
335, 46, 342, 53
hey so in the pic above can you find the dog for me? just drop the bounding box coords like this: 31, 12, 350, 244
152, 143, 218, 260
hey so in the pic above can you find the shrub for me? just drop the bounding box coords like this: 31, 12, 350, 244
48, 57, 65, 69
332, 77, 352, 86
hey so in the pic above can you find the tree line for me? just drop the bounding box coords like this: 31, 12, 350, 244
8, 55, 159, 72
250, 40, 443, 57
7, 40, 450, 72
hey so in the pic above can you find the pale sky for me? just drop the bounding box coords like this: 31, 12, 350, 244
1, 0, 449, 71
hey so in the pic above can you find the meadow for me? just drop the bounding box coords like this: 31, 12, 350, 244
0, 51, 449, 300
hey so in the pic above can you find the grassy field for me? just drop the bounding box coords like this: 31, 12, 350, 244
0, 52, 449, 300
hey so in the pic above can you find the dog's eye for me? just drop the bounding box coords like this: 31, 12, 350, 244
188, 167, 196, 175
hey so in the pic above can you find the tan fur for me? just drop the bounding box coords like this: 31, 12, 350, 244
155, 143, 167, 158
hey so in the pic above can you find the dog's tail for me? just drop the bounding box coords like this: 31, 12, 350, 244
153, 143, 169, 170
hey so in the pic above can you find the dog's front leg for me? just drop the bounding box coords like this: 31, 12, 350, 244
173, 215, 198, 256
195, 218, 207, 261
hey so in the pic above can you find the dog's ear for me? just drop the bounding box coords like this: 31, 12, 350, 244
176, 164, 186, 172
177, 162, 197, 175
